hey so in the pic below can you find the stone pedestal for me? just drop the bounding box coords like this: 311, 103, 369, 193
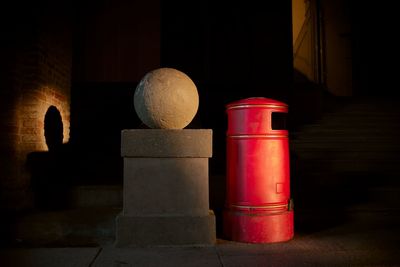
115, 129, 216, 247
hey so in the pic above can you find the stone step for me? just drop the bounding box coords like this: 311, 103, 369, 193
14, 208, 121, 247
68, 185, 122, 208
296, 122, 400, 130
291, 136, 400, 143
291, 128, 400, 136
296, 159, 400, 173
291, 134, 400, 142
293, 170, 400, 183
320, 117, 400, 123
323, 108, 400, 114
336, 105, 400, 113
292, 176, 400, 204
293, 129, 400, 138
291, 142, 400, 151
292, 151, 400, 161
294, 184, 400, 211
323, 109, 400, 114
366, 186, 400, 204
291, 135, 400, 143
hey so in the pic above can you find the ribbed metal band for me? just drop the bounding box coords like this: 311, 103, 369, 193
228, 203, 289, 212
227, 104, 287, 110
228, 134, 288, 139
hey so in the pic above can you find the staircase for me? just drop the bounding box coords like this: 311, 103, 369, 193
290, 97, 400, 226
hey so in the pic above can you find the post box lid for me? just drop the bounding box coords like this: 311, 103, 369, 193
226, 97, 287, 109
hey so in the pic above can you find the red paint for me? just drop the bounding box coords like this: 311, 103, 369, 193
224, 97, 294, 243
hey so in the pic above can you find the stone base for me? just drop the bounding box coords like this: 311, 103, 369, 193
117, 129, 215, 247
115, 211, 216, 247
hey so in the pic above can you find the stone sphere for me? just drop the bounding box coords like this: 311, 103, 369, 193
134, 68, 199, 129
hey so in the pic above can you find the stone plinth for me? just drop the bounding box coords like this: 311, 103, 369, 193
115, 129, 216, 247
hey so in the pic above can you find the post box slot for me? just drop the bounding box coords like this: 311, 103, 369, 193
271, 112, 287, 130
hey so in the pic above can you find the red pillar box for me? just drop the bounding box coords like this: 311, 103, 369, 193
223, 97, 294, 243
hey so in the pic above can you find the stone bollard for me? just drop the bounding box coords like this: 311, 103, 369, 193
115, 68, 216, 246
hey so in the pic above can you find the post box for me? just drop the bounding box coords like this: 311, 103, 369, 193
223, 97, 294, 243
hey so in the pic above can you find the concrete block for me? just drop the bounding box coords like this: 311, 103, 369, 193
115, 211, 216, 247
123, 158, 209, 216
117, 128, 215, 246
121, 129, 212, 158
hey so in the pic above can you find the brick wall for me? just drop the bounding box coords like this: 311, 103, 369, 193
0, 3, 72, 210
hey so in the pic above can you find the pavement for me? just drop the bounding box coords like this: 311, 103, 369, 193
1, 209, 400, 267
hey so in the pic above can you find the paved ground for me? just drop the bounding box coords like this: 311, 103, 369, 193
1, 209, 399, 267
